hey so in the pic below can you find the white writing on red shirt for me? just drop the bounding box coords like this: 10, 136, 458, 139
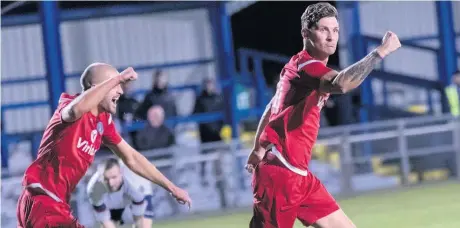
77, 137, 97, 156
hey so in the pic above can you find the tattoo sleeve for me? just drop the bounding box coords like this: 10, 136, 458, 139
322, 49, 383, 94
61, 103, 78, 123
67, 106, 77, 119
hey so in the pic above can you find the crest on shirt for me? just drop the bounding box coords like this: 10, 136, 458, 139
90, 130, 98, 143
97, 121, 104, 135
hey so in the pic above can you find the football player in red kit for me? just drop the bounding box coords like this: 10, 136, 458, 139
246, 3, 401, 228
17, 63, 191, 228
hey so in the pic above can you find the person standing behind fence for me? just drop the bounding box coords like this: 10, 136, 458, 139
443, 70, 460, 178
117, 82, 140, 124
193, 78, 225, 186
134, 105, 175, 154
116, 82, 140, 148
445, 70, 460, 117
135, 70, 177, 120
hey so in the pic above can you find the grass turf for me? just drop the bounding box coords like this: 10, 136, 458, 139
154, 181, 460, 228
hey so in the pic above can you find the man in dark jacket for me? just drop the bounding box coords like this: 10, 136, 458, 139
193, 78, 225, 186
194, 78, 224, 143
117, 82, 140, 124
134, 105, 175, 153
135, 70, 177, 120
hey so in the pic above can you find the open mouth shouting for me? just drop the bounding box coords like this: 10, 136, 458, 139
111, 96, 119, 106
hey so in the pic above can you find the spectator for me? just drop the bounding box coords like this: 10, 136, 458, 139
443, 70, 460, 178
193, 78, 224, 186
116, 82, 139, 124
445, 70, 460, 117
134, 105, 175, 152
135, 70, 177, 120
134, 105, 176, 215
115, 82, 140, 147
194, 78, 224, 143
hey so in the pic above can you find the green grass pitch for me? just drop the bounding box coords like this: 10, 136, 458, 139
155, 182, 460, 228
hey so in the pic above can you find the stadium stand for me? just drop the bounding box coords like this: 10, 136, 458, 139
2, 1, 460, 227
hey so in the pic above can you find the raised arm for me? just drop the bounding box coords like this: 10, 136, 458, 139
320, 31, 401, 94
62, 67, 137, 122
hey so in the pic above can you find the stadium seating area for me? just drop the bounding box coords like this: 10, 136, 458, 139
2, 1, 460, 227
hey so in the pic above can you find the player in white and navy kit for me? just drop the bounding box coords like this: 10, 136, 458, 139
87, 158, 147, 228
120, 159, 156, 227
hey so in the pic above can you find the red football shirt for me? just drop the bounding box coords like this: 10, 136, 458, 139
260, 50, 333, 171
22, 93, 122, 203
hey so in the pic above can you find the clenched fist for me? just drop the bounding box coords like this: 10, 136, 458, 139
377, 31, 402, 58
119, 67, 138, 83
245, 148, 266, 174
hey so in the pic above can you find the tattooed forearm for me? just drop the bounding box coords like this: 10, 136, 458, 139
323, 49, 383, 94
334, 49, 382, 84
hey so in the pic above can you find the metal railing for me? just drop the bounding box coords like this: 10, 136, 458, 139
82, 114, 460, 223
2, 114, 460, 226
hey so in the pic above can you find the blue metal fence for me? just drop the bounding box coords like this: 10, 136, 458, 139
40, 1, 66, 111
0, 2, 275, 171
1, 2, 216, 27
2, 2, 460, 171
338, 2, 460, 122
0, 2, 236, 170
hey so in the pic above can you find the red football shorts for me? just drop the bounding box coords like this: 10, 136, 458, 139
250, 152, 340, 228
16, 189, 85, 228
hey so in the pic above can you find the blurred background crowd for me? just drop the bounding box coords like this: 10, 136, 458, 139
2, 1, 460, 227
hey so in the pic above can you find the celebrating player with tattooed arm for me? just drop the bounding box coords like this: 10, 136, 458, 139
246, 3, 401, 228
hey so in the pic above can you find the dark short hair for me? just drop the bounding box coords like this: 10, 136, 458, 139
103, 158, 120, 170
301, 2, 338, 30
153, 69, 168, 79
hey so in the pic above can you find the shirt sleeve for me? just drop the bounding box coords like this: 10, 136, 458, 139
123, 178, 146, 216
86, 173, 111, 222
124, 179, 145, 203
86, 173, 107, 206
56, 99, 73, 124
271, 59, 333, 114
294, 60, 334, 88
102, 114, 122, 145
